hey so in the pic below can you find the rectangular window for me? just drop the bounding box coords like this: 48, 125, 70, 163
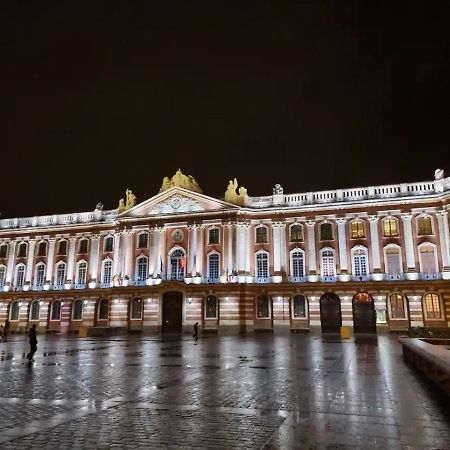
351, 221, 365, 239
257, 295, 270, 318
320, 223, 333, 241
78, 240, 88, 254
56, 264, 66, 286
104, 237, 114, 253
385, 250, 401, 274
256, 227, 268, 243
383, 219, 398, 237
418, 217, 432, 235
57, 241, 67, 256
35, 265, 45, 287
208, 228, 219, 245
256, 253, 269, 278
205, 295, 218, 319
0, 266, 5, 287
390, 294, 405, 319
138, 233, 148, 249
103, 261, 112, 284
425, 294, 441, 319
72, 301, 83, 320
0, 245, 7, 258
37, 242, 47, 257
293, 295, 306, 318
130, 299, 142, 319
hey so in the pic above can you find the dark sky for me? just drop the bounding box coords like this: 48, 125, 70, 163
1, 1, 450, 218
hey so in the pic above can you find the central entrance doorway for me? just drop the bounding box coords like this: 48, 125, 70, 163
320, 293, 342, 333
352, 292, 376, 333
162, 291, 183, 333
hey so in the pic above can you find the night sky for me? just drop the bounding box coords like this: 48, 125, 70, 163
1, 1, 450, 218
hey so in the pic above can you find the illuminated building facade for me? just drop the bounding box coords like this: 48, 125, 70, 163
1, 169, 449, 334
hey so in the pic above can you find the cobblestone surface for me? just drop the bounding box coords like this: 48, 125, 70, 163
0, 334, 449, 449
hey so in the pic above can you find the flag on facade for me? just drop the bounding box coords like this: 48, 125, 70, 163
180, 255, 186, 269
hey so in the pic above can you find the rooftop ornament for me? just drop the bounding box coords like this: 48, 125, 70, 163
225, 178, 248, 206
159, 169, 202, 194
117, 189, 137, 214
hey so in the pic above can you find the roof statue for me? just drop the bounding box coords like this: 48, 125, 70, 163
117, 189, 137, 214
435, 168, 444, 180
159, 169, 203, 193
225, 178, 248, 206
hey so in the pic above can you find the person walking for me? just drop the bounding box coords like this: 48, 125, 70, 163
27, 324, 38, 361
2, 320, 10, 342
193, 322, 199, 341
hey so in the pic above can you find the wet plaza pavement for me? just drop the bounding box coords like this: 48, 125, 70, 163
0, 333, 450, 449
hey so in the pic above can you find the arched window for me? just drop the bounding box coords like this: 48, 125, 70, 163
57, 240, 67, 256
290, 224, 303, 242
419, 244, 437, 274
15, 264, 26, 287
255, 252, 269, 279
320, 249, 336, 277
389, 293, 406, 319
29, 300, 40, 321
137, 233, 148, 249
98, 298, 109, 320
103, 236, 114, 253
256, 295, 270, 318
169, 249, 185, 280
37, 241, 47, 257
290, 250, 305, 278
350, 219, 365, 239
423, 293, 442, 319
352, 247, 368, 277
51, 300, 61, 320
78, 239, 89, 254
10, 301, 20, 321
130, 298, 142, 319
55, 262, 66, 287
320, 222, 333, 241
205, 295, 218, 318
35, 263, 46, 287
208, 228, 220, 245
0, 244, 7, 259
76, 261, 87, 285
383, 218, 399, 237
207, 253, 220, 281
256, 226, 268, 243
384, 246, 402, 275
292, 294, 307, 318
136, 256, 148, 281
417, 216, 433, 236
0, 265, 6, 288
72, 299, 83, 320
102, 259, 113, 284
17, 242, 27, 258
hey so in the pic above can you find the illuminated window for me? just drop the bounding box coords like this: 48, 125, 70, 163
138, 233, 148, 249
352, 247, 368, 277
256, 252, 269, 278
208, 228, 220, 245
383, 218, 398, 237
78, 239, 88, 254
17, 242, 27, 258
72, 300, 83, 320
104, 236, 114, 253
30, 300, 40, 321
57, 240, 67, 256
320, 223, 333, 241
0, 244, 7, 259
98, 299, 109, 320
257, 295, 270, 318
350, 219, 365, 238
170, 249, 185, 280
384, 246, 402, 274
35, 263, 46, 287
256, 226, 268, 244
130, 298, 142, 319
291, 250, 305, 278
290, 224, 303, 242
37, 241, 47, 257
136, 256, 148, 281
76, 261, 87, 285
205, 295, 218, 319
102, 259, 112, 284
419, 245, 437, 274
55, 262, 66, 286
51, 300, 61, 320
0, 265, 6, 287
292, 294, 307, 318
15, 264, 25, 287
320, 249, 335, 277
207, 253, 220, 280
389, 293, 406, 319
9, 301, 20, 321
418, 216, 433, 236
423, 293, 441, 319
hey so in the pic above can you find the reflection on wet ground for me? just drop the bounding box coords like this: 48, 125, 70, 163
0, 333, 450, 449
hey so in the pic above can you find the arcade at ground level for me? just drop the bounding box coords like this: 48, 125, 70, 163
1, 281, 449, 335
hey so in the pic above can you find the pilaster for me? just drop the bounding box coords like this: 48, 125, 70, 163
306, 220, 317, 278
401, 213, 418, 279
24, 239, 36, 284
368, 216, 382, 275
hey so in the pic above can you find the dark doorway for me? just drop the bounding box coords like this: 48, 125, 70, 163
162, 291, 183, 333
320, 293, 342, 333
352, 292, 376, 334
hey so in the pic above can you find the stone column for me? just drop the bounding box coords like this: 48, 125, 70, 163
159, 227, 166, 277
112, 232, 122, 277
437, 210, 450, 277
66, 236, 77, 284
336, 219, 348, 275
187, 225, 196, 275
5, 240, 17, 286
25, 239, 36, 284
306, 221, 317, 276
45, 239, 56, 284
236, 222, 250, 276
195, 225, 204, 276
401, 213, 417, 277
272, 222, 286, 276
149, 228, 157, 277
88, 235, 100, 284
123, 231, 135, 280
368, 216, 382, 275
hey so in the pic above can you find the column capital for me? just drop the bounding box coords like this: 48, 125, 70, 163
438, 209, 449, 218
401, 212, 413, 221
368, 215, 379, 223
335, 218, 347, 225
90, 234, 100, 241
272, 221, 286, 228
69, 236, 78, 242
306, 220, 315, 227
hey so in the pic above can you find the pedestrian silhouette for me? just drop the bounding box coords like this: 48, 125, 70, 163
193, 322, 199, 341
27, 324, 38, 361
2, 320, 10, 342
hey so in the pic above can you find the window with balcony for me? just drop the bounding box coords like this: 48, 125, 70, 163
320, 249, 335, 277
169, 249, 185, 280
136, 256, 148, 282
35, 263, 46, 287
419, 244, 437, 274
256, 252, 269, 279
352, 247, 368, 277
76, 261, 87, 285
55, 262, 66, 286
207, 253, 220, 281
384, 246, 402, 275
102, 259, 113, 284
290, 250, 305, 278
15, 264, 25, 287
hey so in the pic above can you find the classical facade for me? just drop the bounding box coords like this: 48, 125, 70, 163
1, 169, 450, 335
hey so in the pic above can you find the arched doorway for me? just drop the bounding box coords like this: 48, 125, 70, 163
162, 291, 183, 333
320, 293, 342, 333
352, 292, 376, 334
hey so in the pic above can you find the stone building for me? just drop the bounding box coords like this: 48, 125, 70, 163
0, 169, 449, 334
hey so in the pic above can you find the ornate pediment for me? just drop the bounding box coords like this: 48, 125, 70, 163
150, 194, 203, 215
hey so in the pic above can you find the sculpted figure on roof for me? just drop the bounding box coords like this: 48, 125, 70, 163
159, 169, 203, 194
